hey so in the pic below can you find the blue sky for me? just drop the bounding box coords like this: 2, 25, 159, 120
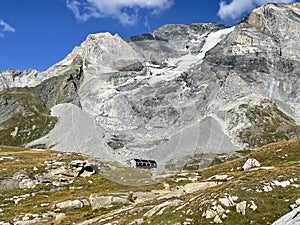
0, 0, 298, 71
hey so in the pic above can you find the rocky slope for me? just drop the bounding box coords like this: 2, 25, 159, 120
0, 137, 300, 224
1, 3, 300, 169
0, 88, 57, 146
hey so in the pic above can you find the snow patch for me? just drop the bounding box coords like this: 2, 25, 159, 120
144, 26, 235, 86
198, 27, 235, 59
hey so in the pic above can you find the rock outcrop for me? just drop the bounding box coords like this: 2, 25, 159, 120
272, 198, 300, 225
242, 158, 261, 171
0, 69, 39, 91
0, 159, 98, 191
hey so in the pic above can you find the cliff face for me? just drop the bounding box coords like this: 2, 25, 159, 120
205, 3, 300, 104
202, 3, 300, 147
1, 3, 300, 167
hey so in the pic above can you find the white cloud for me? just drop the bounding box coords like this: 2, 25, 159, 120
0, 19, 15, 38
218, 0, 296, 21
66, 0, 174, 25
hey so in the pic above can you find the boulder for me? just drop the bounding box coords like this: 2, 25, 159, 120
219, 196, 238, 207
236, 201, 247, 215
242, 158, 261, 171
89, 195, 131, 210
205, 209, 217, 219
40, 203, 50, 207
213, 215, 223, 224
216, 205, 226, 215
89, 195, 113, 210
249, 201, 257, 211
0, 179, 19, 191
44, 160, 99, 181
111, 196, 131, 205
78, 163, 99, 177
263, 185, 273, 192
0, 222, 11, 225
132, 218, 144, 225
56, 199, 84, 209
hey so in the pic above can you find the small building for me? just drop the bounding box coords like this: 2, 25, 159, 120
126, 158, 157, 169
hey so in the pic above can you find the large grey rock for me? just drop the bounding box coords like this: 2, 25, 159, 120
272, 198, 300, 225
213, 215, 223, 224
1, 170, 39, 191
0, 222, 11, 225
219, 196, 238, 207
111, 196, 132, 205
89, 195, 111, 210
236, 201, 247, 215
216, 205, 226, 216
242, 158, 261, 171
56, 199, 84, 209
0, 179, 19, 191
88, 195, 131, 210
44, 159, 98, 180
204, 209, 217, 219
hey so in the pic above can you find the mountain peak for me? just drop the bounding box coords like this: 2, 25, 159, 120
87, 32, 114, 38
247, 3, 300, 34
84, 32, 124, 47
49, 31, 143, 77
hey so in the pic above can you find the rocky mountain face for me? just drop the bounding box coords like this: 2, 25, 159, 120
1, 3, 300, 168
0, 69, 39, 91
0, 88, 57, 146
203, 2, 300, 147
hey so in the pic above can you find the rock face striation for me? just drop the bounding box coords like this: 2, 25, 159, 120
203, 3, 300, 147
1, 3, 300, 168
